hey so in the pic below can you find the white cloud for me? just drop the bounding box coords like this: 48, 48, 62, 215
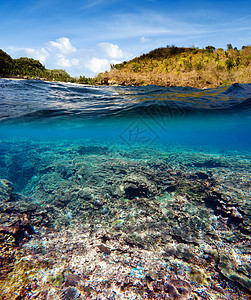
71, 58, 80, 66
7, 37, 131, 76
48, 37, 76, 54
14, 47, 49, 64
85, 57, 110, 73
56, 54, 71, 67
98, 42, 124, 59
140, 36, 151, 43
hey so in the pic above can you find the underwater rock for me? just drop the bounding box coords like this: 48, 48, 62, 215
205, 188, 250, 234
78, 187, 93, 201
97, 244, 111, 254
1, 140, 250, 298
0, 179, 13, 202
160, 195, 213, 245
118, 174, 157, 199
0, 178, 53, 239
54, 191, 75, 208
0, 214, 35, 244
172, 213, 210, 244
5, 150, 39, 191
0, 232, 16, 279
0, 179, 36, 244
165, 243, 195, 261
77, 144, 109, 155
165, 279, 192, 300
218, 252, 251, 291
64, 274, 82, 287
189, 266, 208, 284
147, 278, 192, 299
22, 161, 35, 178
60, 287, 81, 300
55, 162, 74, 179
180, 152, 230, 168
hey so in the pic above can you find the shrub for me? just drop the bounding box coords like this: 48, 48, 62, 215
205, 46, 216, 53
225, 58, 235, 70
132, 63, 141, 72
195, 62, 203, 71
183, 59, 193, 71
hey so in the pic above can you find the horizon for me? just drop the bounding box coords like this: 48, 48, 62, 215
1, 0, 250, 77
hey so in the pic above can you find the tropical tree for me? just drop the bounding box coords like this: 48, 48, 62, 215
205, 46, 215, 53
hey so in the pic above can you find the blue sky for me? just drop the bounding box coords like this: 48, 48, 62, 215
1, 0, 250, 77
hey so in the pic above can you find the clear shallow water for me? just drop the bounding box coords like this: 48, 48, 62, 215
1, 79, 251, 298
0, 79, 251, 151
1, 79, 251, 119
0, 78, 251, 195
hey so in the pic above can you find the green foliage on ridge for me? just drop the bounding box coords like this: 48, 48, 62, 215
0, 49, 78, 83
1, 45, 251, 88
0, 50, 13, 76
98, 44, 251, 88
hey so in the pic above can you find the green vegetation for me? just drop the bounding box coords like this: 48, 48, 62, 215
78, 75, 98, 85
205, 46, 216, 53
10, 57, 46, 77
97, 44, 251, 88
0, 49, 72, 82
1, 45, 251, 88
0, 49, 97, 84
0, 50, 13, 76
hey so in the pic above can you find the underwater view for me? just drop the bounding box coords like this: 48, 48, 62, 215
0, 78, 251, 299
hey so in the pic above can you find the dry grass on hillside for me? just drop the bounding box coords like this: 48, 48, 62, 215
97, 47, 251, 88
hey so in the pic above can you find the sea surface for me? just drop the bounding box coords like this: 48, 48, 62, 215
0, 78, 251, 299
0, 79, 251, 149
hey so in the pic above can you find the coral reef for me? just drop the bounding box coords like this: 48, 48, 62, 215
0, 138, 250, 299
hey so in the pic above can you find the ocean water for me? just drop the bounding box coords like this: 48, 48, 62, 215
0, 78, 251, 298
0, 79, 251, 149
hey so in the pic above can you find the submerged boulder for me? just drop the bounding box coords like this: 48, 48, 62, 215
117, 175, 157, 199
0, 179, 13, 203
218, 252, 251, 291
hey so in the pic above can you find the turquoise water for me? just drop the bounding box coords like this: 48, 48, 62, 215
0, 78, 250, 195
0, 79, 251, 150
0, 79, 251, 297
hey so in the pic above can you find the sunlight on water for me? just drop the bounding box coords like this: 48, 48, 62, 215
0, 79, 251, 299
0, 79, 250, 151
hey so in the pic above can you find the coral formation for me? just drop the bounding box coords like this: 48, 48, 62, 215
0, 139, 250, 299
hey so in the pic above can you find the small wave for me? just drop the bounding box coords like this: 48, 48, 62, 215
222, 82, 246, 94
0, 79, 250, 122
229, 97, 251, 110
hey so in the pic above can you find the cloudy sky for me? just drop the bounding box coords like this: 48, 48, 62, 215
1, 0, 250, 77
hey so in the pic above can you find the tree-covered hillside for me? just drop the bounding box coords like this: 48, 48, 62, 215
0, 50, 73, 82
0, 50, 13, 76
97, 45, 251, 88
1, 46, 251, 87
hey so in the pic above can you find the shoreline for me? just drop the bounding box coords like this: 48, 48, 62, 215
2, 76, 248, 89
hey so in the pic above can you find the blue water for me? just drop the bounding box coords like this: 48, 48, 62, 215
1, 78, 251, 297
0, 79, 251, 151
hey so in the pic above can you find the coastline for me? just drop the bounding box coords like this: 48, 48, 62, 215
1, 46, 251, 89
96, 70, 251, 89
96, 46, 251, 89
2, 76, 250, 90
1, 76, 26, 81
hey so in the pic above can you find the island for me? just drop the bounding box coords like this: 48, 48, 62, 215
97, 45, 251, 88
1, 45, 251, 88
